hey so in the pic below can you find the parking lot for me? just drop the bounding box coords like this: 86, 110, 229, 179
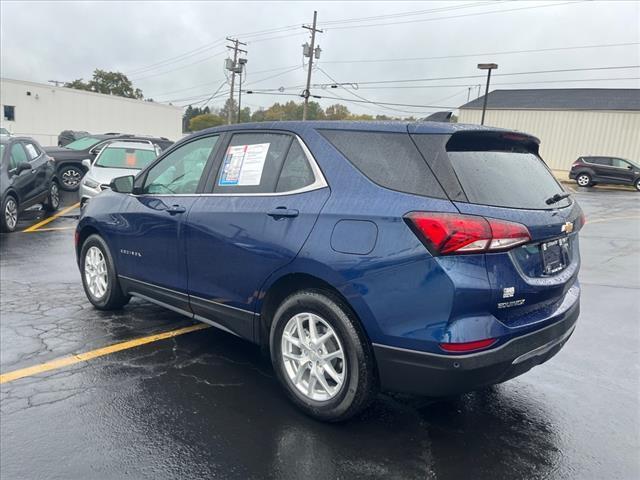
0, 188, 637, 479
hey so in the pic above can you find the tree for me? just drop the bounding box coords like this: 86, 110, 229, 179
325, 104, 351, 120
189, 113, 225, 131
65, 69, 143, 99
183, 105, 212, 131
219, 98, 238, 123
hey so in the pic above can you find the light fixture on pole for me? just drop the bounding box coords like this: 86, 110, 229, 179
477, 63, 498, 125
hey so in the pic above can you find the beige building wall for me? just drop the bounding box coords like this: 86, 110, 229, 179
457, 108, 640, 171
0, 78, 183, 146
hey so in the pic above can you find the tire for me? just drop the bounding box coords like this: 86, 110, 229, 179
635, 179, 640, 192
269, 289, 378, 422
80, 234, 130, 310
59, 165, 84, 191
576, 173, 592, 187
1, 195, 19, 233
43, 181, 60, 212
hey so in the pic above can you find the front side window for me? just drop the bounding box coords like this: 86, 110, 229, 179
143, 135, 218, 194
213, 133, 292, 194
9, 143, 28, 169
65, 137, 103, 151
96, 147, 157, 170
611, 158, 631, 169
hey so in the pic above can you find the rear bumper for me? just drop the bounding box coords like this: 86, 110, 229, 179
373, 300, 579, 396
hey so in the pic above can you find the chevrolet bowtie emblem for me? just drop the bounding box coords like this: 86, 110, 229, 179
561, 222, 574, 234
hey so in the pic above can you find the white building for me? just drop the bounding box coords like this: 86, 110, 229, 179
458, 88, 640, 171
0, 78, 183, 146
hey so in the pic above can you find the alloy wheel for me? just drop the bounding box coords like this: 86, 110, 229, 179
577, 174, 590, 187
281, 312, 346, 402
61, 168, 81, 188
84, 246, 108, 299
50, 183, 60, 208
4, 198, 18, 230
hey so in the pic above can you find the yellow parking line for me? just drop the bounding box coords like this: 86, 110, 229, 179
25, 226, 76, 232
0, 323, 210, 385
22, 202, 80, 232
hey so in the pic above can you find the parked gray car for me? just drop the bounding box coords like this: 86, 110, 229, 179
79, 141, 159, 206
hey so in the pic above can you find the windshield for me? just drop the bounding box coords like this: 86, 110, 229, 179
65, 137, 103, 151
0, 128, 9, 135
95, 147, 157, 170
0, 144, 5, 159
448, 151, 570, 210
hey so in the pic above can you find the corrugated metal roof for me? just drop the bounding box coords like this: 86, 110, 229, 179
459, 88, 640, 111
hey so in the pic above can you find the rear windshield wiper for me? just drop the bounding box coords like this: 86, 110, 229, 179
545, 192, 571, 205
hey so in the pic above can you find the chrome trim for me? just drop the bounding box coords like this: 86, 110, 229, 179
132, 134, 328, 198
118, 275, 257, 316
372, 316, 577, 360
512, 324, 575, 365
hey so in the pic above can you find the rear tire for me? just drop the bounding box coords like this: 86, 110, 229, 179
43, 181, 60, 212
270, 289, 378, 422
80, 234, 130, 310
1, 195, 19, 233
576, 173, 592, 187
635, 179, 640, 191
59, 165, 84, 191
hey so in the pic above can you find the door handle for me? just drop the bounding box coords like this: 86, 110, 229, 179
31, 169, 37, 174
267, 207, 299, 218
166, 205, 187, 215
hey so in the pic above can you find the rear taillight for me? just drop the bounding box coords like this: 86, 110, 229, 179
571, 160, 580, 169
404, 212, 531, 256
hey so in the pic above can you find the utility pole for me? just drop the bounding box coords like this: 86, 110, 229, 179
302, 11, 322, 121
237, 58, 248, 123
225, 37, 247, 124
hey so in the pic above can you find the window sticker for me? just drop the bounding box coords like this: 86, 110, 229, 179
219, 143, 270, 186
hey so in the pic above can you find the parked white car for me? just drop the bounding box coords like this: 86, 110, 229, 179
79, 141, 159, 206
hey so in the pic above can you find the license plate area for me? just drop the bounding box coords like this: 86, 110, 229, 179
541, 238, 569, 275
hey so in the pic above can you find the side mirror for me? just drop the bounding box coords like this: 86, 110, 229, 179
628, 165, 634, 170
110, 175, 134, 194
82, 158, 92, 169
15, 162, 31, 174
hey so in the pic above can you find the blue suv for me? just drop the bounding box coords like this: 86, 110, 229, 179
76, 121, 582, 421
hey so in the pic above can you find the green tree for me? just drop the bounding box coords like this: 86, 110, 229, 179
325, 104, 351, 120
219, 98, 238, 123
189, 113, 225, 131
65, 69, 143, 99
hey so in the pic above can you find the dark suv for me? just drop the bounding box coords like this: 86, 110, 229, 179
77, 122, 582, 421
1, 136, 59, 232
569, 156, 640, 191
45, 134, 174, 191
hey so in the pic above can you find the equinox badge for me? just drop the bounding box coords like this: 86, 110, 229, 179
561, 222, 574, 234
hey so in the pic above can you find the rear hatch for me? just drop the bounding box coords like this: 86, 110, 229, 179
410, 127, 583, 327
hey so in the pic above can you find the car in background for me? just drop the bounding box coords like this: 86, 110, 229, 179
45, 134, 173, 191
1, 136, 59, 232
58, 130, 90, 147
76, 121, 582, 421
570, 156, 640, 191
79, 141, 159, 206
0, 127, 11, 136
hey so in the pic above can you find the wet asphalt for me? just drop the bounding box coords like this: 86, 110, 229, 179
0, 188, 638, 480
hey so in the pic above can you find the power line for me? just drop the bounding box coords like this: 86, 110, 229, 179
126, 38, 226, 75
321, 42, 640, 65
130, 50, 227, 81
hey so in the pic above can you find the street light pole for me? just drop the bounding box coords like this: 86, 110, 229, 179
477, 63, 498, 126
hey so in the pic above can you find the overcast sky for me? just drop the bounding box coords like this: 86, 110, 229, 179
1, 0, 639, 117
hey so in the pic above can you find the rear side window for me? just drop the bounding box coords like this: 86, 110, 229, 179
214, 133, 292, 194
320, 130, 446, 198
448, 151, 569, 209
276, 141, 315, 193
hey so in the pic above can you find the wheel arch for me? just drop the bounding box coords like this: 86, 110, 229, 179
257, 271, 375, 351
75, 223, 102, 261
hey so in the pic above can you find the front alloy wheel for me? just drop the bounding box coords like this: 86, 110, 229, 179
44, 182, 60, 212
84, 246, 108, 300
635, 179, 640, 191
60, 166, 83, 190
281, 312, 346, 402
3, 197, 18, 232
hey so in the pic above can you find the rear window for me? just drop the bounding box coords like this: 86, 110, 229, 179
95, 147, 157, 170
320, 130, 446, 198
448, 151, 570, 209
65, 137, 102, 151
